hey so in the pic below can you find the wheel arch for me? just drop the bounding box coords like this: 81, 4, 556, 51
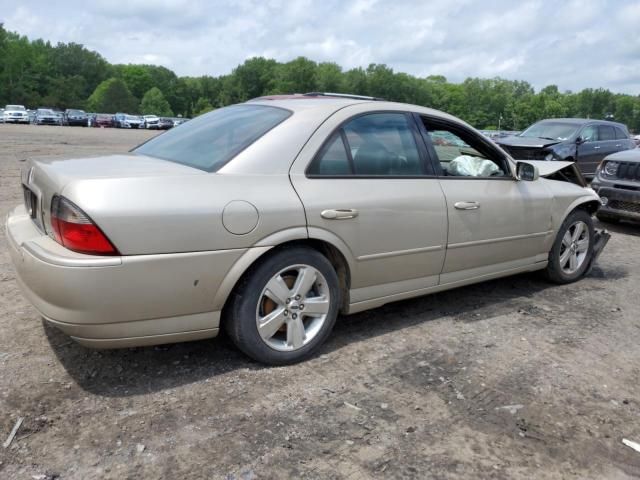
214, 231, 353, 315
556, 197, 601, 232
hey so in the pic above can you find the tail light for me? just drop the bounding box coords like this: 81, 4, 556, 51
50, 196, 119, 255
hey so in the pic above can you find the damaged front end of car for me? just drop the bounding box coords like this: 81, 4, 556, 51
524, 160, 611, 272
526, 160, 588, 187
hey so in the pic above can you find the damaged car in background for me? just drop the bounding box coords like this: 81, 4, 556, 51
496, 118, 635, 178
7, 93, 610, 365
592, 149, 640, 224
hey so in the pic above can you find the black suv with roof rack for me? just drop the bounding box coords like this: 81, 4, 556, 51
496, 118, 635, 177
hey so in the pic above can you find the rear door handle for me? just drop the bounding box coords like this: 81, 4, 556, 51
615, 144, 622, 148
454, 201, 480, 210
321, 208, 359, 220
593, 146, 601, 150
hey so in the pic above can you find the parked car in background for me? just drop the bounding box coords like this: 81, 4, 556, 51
158, 117, 174, 129
3, 105, 30, 124
114, 113, 144, 129
633, 134, 640, 147
93, 113, 114, 128
64, 109, 88, 127
481, 130, 520, 140
0, 108, 4, 122
496, 119, 635, 177
172, 117, 189, 127
35, 108, 63, 126
591, 149, 640, 223
7, 94, 609, 365
143, 115, 160, 129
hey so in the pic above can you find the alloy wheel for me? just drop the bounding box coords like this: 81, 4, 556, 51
559, 220, 590, 275
255, 264, 331, 352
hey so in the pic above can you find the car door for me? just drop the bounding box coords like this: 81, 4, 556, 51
576, 124, 603, 175
416, 115, 554, 284
597, 124, 621, 162
289, 107, 448, 306
614, 126, 634, 153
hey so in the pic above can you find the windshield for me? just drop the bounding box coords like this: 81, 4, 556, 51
38, 109, 54, 115
519, 122, 578, 141
6, 105, 25, 111
126, 115, 140, 120
68, 109, 84, 115
134, 105, 292, 172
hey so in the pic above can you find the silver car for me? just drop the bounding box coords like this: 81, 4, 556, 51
6, 94, 609, 364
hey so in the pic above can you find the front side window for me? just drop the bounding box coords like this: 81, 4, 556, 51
308, 113, 423, 176
134, 105, 291, 172
580, 125, 598, 142
422, 119, 508, 178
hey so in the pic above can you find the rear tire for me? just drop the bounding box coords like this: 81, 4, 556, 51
545, 209, 594, 284
224, 247, 341, 365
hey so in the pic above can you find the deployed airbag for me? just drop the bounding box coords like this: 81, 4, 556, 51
448, 155, 501, 177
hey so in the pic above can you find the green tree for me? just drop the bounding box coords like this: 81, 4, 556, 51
274, 57, 318, 93
315, 62, 344, 92
140, 87, 173, 116
86, 77, 138, 113
192, 96, 213, 116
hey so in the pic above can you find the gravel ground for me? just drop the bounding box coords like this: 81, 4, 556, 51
1, 124, 640, 479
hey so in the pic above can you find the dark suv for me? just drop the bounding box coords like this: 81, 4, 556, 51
496, 118, 635, 177
64, 109, 88, 127
591, 149, 640, 223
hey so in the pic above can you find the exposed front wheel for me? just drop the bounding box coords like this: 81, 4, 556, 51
224, 247, 340, 365
545, 209, 594, 284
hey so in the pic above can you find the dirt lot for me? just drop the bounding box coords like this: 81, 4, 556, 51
1, 124, 640, 479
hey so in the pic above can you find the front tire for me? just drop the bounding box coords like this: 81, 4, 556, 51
545, 209, 594, 284
224, 247, 341, 365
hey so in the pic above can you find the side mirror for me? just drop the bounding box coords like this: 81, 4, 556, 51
575, 136, 585, 145
516, 162, 539, 181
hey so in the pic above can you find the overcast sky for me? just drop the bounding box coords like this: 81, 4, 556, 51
2, 0, 639, 94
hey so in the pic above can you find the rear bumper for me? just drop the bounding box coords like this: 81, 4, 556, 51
595, 186, 640, 220
6, 205, 247, 348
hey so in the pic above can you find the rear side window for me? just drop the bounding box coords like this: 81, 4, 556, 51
614, 127, 629, 140
134, 105, 291, 172
598, 125, 615, 141
308, 113, 424, 176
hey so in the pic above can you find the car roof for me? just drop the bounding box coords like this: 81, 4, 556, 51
221, 95, 477, 175
537, 118, 627, 128
247, 94, 463, 124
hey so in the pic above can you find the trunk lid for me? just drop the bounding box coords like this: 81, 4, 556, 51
22, 154, 205, 237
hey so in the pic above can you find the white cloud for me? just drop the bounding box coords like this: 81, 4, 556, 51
0, 0, 638, 93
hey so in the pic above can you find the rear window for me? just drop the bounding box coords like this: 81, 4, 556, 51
134, 105, 291, 172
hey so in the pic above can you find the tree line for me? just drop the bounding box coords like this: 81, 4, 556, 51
1, 24, 639, 131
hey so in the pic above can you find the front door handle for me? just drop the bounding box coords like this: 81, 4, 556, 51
454, 201, 480, 210
321, 208, 359, 220
593, 146, 601, 150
